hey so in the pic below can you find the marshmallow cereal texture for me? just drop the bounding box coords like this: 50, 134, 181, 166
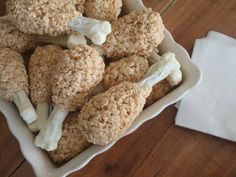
6, 0, 81, 36
51, 45, 105, 111
145, 79, 173, 106
103, 8, 165, 59
84, 0, 122, 21
78, 81, 152, 145
75, 0, 85, 14
29, 45, 63, 105
48, 112, 91, 163
0, 48, 29, 101
0, 20, 36, 53
103, 55, 149, 88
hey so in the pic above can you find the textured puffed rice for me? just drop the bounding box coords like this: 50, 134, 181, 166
103, 8, 165, 59
0, 20, 36, 53
0, 48, 28, 101
51, 45, 105, 111
145, 79, 173, 106
84, 0, 122, 21
6, 0, 81, 36
103, 55, 149, 88
48, 112, 91, 163
29, 45, 63, 104
78, 81, 152, 145
75, 0, 85, 14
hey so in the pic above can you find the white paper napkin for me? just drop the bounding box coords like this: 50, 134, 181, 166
175, 31, 236, 142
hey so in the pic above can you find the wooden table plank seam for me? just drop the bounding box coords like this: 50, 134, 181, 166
8, 160, 26, 177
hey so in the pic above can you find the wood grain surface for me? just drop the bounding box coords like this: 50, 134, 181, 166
0, 0, 236, 177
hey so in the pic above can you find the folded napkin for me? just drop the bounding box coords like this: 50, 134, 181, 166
175, 31, 236, 142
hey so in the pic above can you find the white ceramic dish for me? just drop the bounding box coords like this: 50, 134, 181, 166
0, 0, 201, 177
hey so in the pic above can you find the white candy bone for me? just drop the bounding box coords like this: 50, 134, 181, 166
37, 33, 87, 49
28, 102, 51, 132
69, 16, 112, 45
149, 52, 182, 86
13, 90, 38, 124
0, 15, 10, 21
139, 52, 181, 87
34, 105, 69, 151
167, 69, 182, 86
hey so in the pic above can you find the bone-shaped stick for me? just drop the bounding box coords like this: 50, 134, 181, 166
139, 52, 181, 87
37, 33, 87, 49
13, 90, 38, 124
69, 16, 112, 45
0, 15, 10, 21
28, 102, 51, 132
149, 52, 182, 86
35, 105, 69, 151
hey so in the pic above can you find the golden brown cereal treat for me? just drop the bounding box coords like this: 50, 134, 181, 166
103, 8, 165, 59
84, 0, 122, 21
0, 48, 28, 101
29, 45, 63, 105
0, 20, 36, 53
28, 45, 63, 132
6, 0, 81, 36
51, 45, 105, 111
75, 0, 85, 14
48, 112, 91, 163
103, 55, 149, 88
35, 45, 105, 151
0, 48, 37, 124
145, 79, 173, 107
78, 81, 152, 145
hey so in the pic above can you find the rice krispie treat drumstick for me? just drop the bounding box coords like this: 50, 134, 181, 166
0, 48, 37, 124
4, 0, 112, 47
48, 112, 91, 163
103, 55, 149, 88
28, 45, 63, 132
102, 8, 165, 59
35, 45, 105, 151
4, 0, 82, 36
84, 0, 123, 21
78, 54, 181, 145
0, 19, 36, 53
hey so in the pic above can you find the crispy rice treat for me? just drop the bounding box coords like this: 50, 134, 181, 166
48, 112, 91, 163
0, 20, 36, 53
29, 45, 63, 105
51, 45, 105, 111
78, 81, 152, 145
0, 48, 28, 101
6, 0, 81, 36
145, 79, 173, 107
75, 0, 85, 14
84, 0, 122, 21
103, 8, 165, 59
103, 55, 149, 88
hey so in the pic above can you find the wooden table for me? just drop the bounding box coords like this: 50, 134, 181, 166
1, 0, 236, 177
